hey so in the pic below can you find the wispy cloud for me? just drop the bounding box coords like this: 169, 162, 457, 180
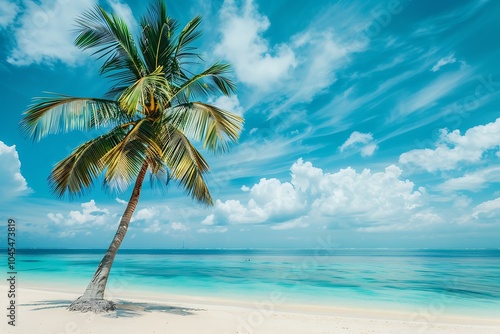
399, 117, 500, 172
339, 131, 378, 157
431, 53, 457, 72
6, 0, 94, 66
472, 197, 500, 220
0, 0, 19, 28
396, 70, 471, 118
0, 141, 32, 198
437, 167, 500, 193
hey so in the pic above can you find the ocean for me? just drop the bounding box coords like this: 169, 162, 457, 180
7, 248, 500, 317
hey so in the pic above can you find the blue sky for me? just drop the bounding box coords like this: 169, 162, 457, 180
0, 0, 499, 249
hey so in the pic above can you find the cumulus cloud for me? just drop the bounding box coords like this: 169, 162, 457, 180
0, 141, 31, 198
0, 0, 19, 28
431, 53, 457, 72
171, 222, 187, 231
399, 118, 500, 172
48, 200, 110, 226
202, 159, 428, 231
214, 0, 296, 90
214, 0, 363, 105
133, 207, 160, 222
7, 0, 95, 65
5, 0, 133, 66
339, 131, 378, 157
210, 95, 244, 116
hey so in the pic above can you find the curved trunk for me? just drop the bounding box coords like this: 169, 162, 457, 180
68, 162, 149, 313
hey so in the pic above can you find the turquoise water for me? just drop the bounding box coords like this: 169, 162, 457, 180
5, 249, 500, 316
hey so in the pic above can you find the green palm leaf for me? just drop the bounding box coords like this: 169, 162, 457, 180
118, 66, 172, 114
100, 118, 162, 192
156, 123, 212, 204
168, 102, 243, 153
75, 5, 146, 97
49, 126, 126, 198
139, 0, 178, 72
20, 94, 125, 141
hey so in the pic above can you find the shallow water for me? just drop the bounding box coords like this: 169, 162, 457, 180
7, 248, 500, 316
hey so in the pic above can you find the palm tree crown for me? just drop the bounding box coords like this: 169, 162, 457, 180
21, 0, 243, 203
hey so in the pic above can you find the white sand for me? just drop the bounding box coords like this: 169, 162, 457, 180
1, 284, 499, 334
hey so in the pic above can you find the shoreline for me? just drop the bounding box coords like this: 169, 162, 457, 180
13, 278, 500, 320
2, 283, 499, 334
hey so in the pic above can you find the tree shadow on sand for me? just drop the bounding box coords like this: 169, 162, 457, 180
20, 300, 205, 318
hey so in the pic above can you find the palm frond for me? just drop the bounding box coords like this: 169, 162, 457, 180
170, 62, 236, 103
156, 124, 212, 204
167, 102, 243, 153
139, 0, 178, 72
20, 94, 125, 141
74, 5, 146, 97
118, 66, 172, 114
49, 126, 126, 198
100, 118, 162, 192
174, 15, 202, 62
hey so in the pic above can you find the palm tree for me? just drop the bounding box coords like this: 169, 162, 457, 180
20, 0, 243, 313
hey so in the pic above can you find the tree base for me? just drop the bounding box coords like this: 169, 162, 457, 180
68, 296, 116, 313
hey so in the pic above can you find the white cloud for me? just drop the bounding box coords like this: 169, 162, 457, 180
399, 118, 500, 172
431, 53, 457, 72
0, 0, 19, 28
107, 0, 137, 32
67, 200, 109, 225
340, 131, 373, 151
437, 167, 500, 192
210, 95, 244, 116
47, 200, 111, 230
201, 214, 215, 226
131, 205, 170, 222
214, 0, 366, 114
270, 217, 309, 230
215, 0, 296, 90
360, 143, 378, 157
115, 197, 127, 204
7, 0, 94, 66
47, 212, 63, 224
471, 198, 500, 220
0, 141, 31, 198
339, 131, 378, 157
397, 70, 470, 117
203, 159, 428, 230
197, 226, 228, 234
133, 207, 159, 221
171, 221, 187, 231
143, 220, 161, 233
287, 30, 349, 102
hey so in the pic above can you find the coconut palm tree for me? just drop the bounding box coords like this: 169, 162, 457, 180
20, 0, 243, 313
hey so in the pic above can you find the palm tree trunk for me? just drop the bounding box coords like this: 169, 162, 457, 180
68, 162, 149, 313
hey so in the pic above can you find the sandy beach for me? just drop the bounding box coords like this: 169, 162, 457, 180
2, 283, 499, 334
